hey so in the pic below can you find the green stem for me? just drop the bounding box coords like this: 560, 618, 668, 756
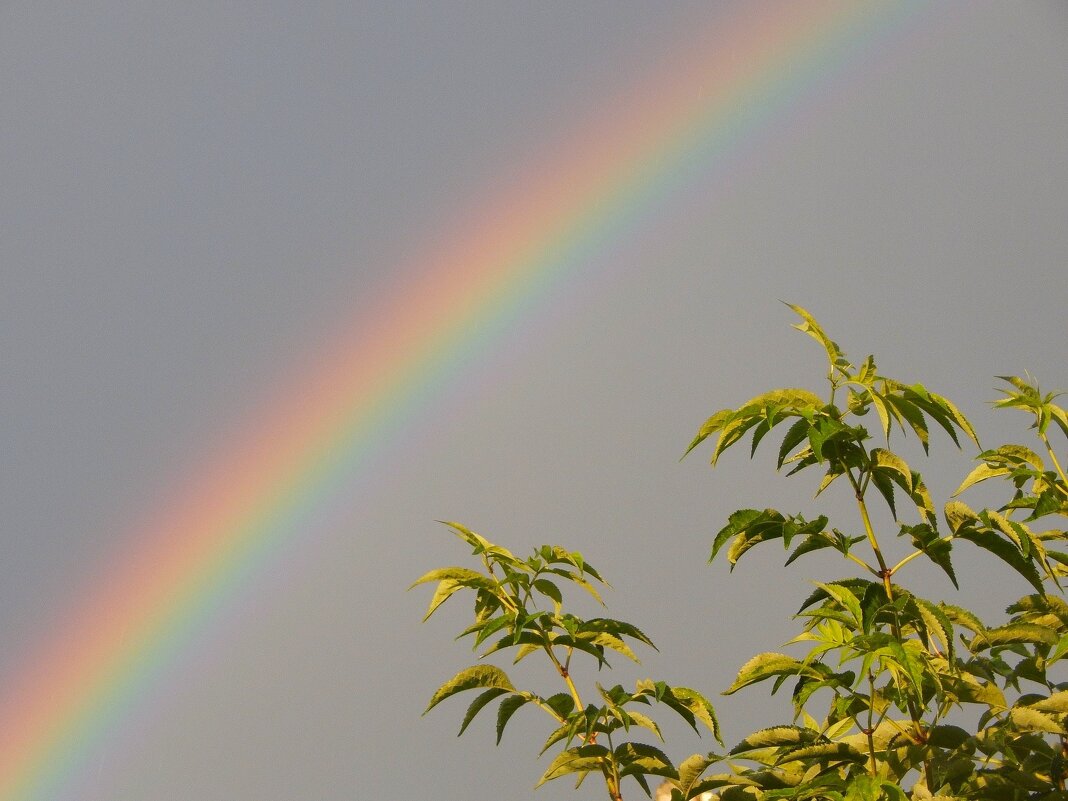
889, 535, 955, 576
1042, 434, 1068, 489
544, 645, 584, 716
865, 672, 878, 775
850, 469, 931, 774
603, 730, 622, 801
846, 551, 882, 578
850, 476, 893, 599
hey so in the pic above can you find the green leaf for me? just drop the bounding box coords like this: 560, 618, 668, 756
1049, 633, 1068, 664
954, 462, 1010, 496
613, 741, 677, 778
777, 418, 812, 469
871, 448, 913, 493
903, 523, 957, 589
729, 725, 823, 755
956, 526, 1046, 595
943, 500, 978, 534
1008, 706, 1065, 734
711, 509, 763, 562
532, 578, 562, 609
670, 687, 722, 743
883, 392, 930, 452
496, 693, 532, 743
869, 389, 891, 441
421, 579, 467, 621
409, 566, 495, 590
914, 596, 954, 658
580, 618, 657, 650
813, 580, 863, 627
786, 303, 849, 377
620, 708, 664, 741
441, 521, 518, 563
676, 753, 719, 798
457, 688, 510, 736
725, 653, 819, 695
870, 469, 897, 520
576, 630, 639, 663
787, 741, 866, 764
938, 603, 986, 638
424, 665, 516, 714
925, 724, 970, 749
1027, 690, 1068, 713
699, 388, 824, 466
970, 623, 1059, 651
536, 744, 610, 786
798, 579, 879, 613
685, 409, 734, 457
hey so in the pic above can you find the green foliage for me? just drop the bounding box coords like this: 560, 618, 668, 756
415, 307, 1068, 800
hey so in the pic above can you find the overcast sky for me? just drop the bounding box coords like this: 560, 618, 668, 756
2, 3, 1067, 800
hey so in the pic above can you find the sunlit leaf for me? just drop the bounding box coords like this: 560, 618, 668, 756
457, 688, 510, 736
424, 665, 516, 714
536, 744, 610, 786
496, 693, 532, 743
725, 653, 821, 695
729, 725, 823, 755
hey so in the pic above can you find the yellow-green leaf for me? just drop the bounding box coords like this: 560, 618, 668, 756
424, 665, 516, 714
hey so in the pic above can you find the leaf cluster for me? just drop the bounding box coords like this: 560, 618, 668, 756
414, 523, 720, 799
416, 306, 1068, 801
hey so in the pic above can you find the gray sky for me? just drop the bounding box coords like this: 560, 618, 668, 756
2, 2, 1067, 800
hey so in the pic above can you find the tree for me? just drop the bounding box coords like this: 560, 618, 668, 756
414, 306, 1068, 800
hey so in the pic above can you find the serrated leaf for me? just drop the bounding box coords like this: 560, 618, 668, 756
926, 724, 970, 749
581, 618, 657, 650
532, 578, 562, 609
813, 580, 863, 626
671, 687, 721, 743
457, 688, 510, 736
869, 390, 891, 441
496, 693, 532, 743
1009, 706, 1065, 734
725, 653, 817, 695
729, 725, 823, 754
621, 709, 664, 741
708, 389, 824, 466
778, 418, 812, 469
577, 630, 639, 663
1027, 690, 1068, 713
944, 500, 979, 534
927, 389, 979, 446
785, 741, 866, 763
939, 603, 986, 638
914, 596, 954, 658
870, 469, 897, 520
956, 526, 1045, 595
425, 665, 516, 714
536, 744, 610, 786
409, 566, 496, 590
422, 579, 466, 621
1049, 633, 1068, 664
685, 409, 734, 457
677, 753, 718, 797
798, 579, 879, 613
904, 523, 957, 589
970, 623, 1059, 651
613, 741, 676, 777
711, 509, 763, 562
786, 303, 848, 376
871, 448, 913, 493
884, 393, 930, 452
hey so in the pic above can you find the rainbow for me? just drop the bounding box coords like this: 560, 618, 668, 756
0, 2, 926, 798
